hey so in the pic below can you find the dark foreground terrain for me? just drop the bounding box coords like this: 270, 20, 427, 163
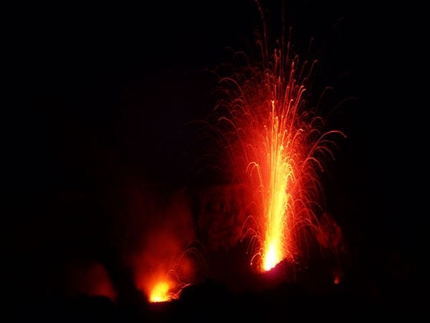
11, 275, 420, 323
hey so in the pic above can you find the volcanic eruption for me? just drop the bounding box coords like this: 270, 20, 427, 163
202, 5, 346, 276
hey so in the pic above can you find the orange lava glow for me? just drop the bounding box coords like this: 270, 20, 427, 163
149, 280, 173, 303
214, 31, 344, 273
139, 272, 183, 304
144, 271, 191, 303
132, 245, 201, 303
125, 186, 202, 303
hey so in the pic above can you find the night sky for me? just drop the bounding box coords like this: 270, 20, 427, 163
5, 0, 424, 309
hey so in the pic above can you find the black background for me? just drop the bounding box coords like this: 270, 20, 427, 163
4, 0, 425, 312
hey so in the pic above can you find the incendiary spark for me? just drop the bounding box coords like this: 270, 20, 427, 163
212, 23, 345, 273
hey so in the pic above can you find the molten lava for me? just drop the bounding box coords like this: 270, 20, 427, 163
214, 31, 344, 273
149, 280, 173, 303
125, 186, 203, 303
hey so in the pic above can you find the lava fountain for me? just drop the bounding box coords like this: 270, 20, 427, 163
211, 21, 345, 273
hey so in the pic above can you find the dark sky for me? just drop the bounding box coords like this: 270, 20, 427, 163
5, 0, 424, 301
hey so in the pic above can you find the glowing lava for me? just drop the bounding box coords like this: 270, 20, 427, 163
213, 27, 345, 273
139, 266, 193, 304
149, 280, 173, 303
145, 273, 187, 303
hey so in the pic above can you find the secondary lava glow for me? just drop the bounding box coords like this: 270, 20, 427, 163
137, 262, 194, 304
149, 280, 174, 303
214, 30, 344, 273
126, 186, 202, 303
144, 272, 186, 303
